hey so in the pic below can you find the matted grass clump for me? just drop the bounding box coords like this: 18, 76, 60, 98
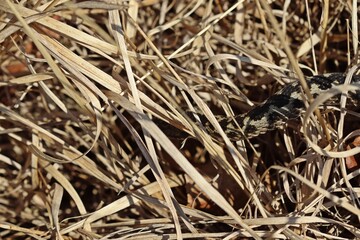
1, 0, 360, 239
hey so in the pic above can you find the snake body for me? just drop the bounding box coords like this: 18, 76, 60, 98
231, 72, 360, 139
161, 73, 360, 140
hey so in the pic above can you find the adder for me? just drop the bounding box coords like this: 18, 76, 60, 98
159, 72, 360, 141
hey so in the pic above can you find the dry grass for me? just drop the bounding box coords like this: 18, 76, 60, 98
1, 0, 360, 239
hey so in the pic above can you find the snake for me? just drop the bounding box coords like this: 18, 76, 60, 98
158, 73, 360, 141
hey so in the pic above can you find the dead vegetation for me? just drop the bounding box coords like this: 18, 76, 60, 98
0, 0, 360, 239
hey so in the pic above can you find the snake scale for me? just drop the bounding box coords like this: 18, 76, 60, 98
159, 73, 360, 141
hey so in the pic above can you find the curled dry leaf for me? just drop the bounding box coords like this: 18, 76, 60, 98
346, 136, 360, 170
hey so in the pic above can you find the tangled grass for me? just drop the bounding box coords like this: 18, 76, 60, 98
0, 0, 360, 239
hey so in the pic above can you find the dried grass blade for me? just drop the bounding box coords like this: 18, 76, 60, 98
272, 165, 360, 217
51, 183, 65, 240
8, 73, 53, 84
38, 34, 121, 94
0, 2, 118, 54
4, 1, 91, 114
38, 159, 87, 215
108, 94, 262, 239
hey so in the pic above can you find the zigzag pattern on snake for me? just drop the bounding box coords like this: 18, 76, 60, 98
159, 73, 360, 141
